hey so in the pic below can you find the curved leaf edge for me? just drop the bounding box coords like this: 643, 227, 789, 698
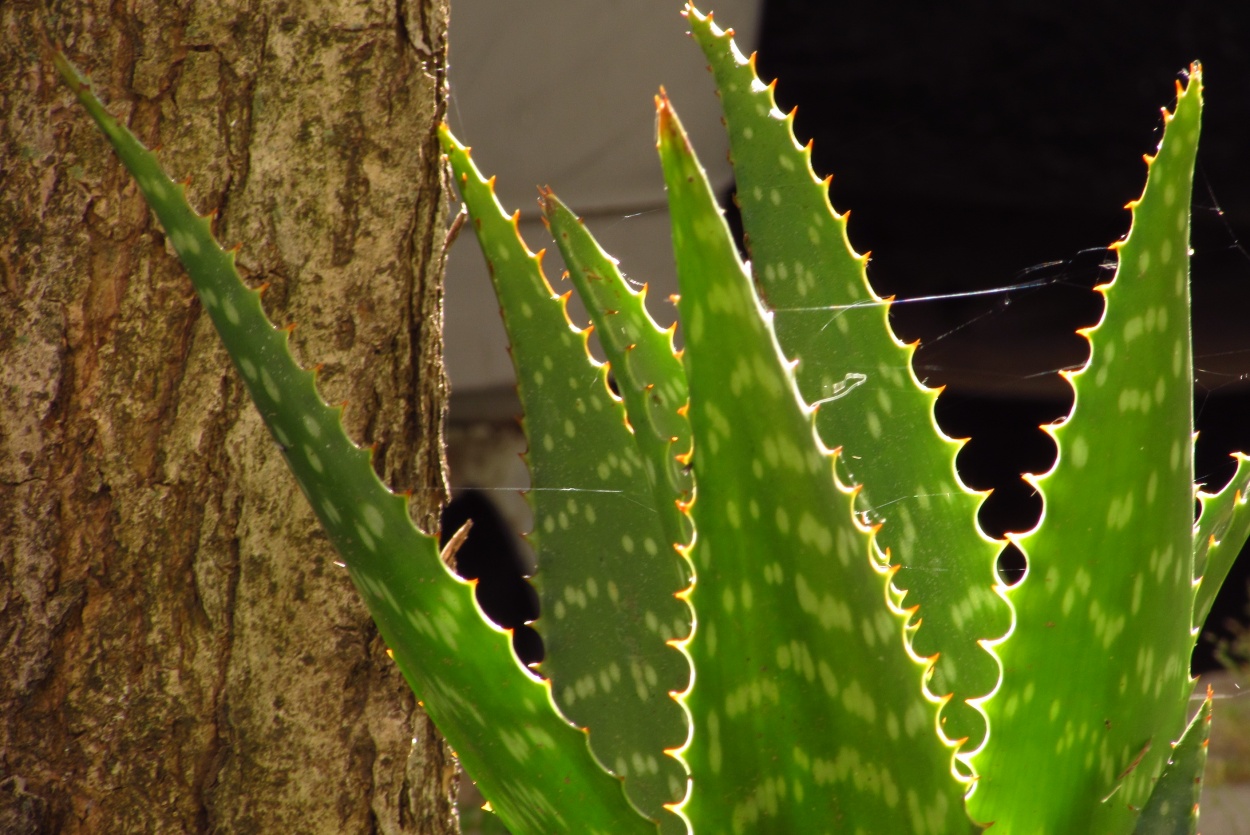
684, 3, 1009, 773
539, 189, 694, 554
1194, 454, 1250, 625
439, 124, 693, 831
1130, 688, 1212, 835
967, 65, 1205, 834
656, 90, 979, 833
55, 50, 658, 835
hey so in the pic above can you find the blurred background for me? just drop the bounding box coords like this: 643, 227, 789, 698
441, 2, 1250, 829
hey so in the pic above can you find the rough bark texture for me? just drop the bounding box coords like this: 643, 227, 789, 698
1, 0, 455, 832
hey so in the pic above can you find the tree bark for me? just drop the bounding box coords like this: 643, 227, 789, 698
1, 0, 455, 832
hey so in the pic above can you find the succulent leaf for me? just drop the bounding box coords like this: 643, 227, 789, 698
1131, 691, 1212, 835
60, 5, 1245, 832
687, 6, 1009, 759
541, 190, 694, 555
57, 52, 656, 835
655, 92, 978, 834
1193, 454, 1250, 625
440, 129, 691, 828
968, 67, 1204, 835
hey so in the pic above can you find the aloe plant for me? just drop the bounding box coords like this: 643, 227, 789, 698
54, 3, 1250, 832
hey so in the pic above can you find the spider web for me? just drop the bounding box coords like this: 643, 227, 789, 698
439, 131, 1250, 707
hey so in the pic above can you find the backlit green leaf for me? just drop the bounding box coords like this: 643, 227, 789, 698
656, 92, 977, 835
441, 129, 690, 829
59, 51, 656, 835
968, 67, 1204, 835
688, 7, 1008, 761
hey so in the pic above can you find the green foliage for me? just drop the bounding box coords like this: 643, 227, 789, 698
54, 49, 653, 835
1133, 690, 1212, 835
969, 59, 1204, 831
448, 142, 690, 827
55, 3, 1250, 833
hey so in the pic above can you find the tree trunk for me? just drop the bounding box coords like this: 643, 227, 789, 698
1, 0, 455, 832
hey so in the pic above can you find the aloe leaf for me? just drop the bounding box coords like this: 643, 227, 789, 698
967, 69, 1204, 834
1132, 691, 1212, 835
654, 92, 977, 834
541, 190, 694, 555
56, 52, 656, 835
1194, 454, 1250, 625
687, 6, 1008, 759
440, 129, 690, 828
